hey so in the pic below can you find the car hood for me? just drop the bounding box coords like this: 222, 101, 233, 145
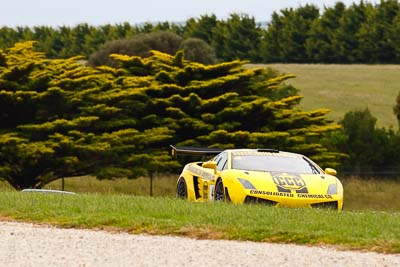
236, 170, 339, 195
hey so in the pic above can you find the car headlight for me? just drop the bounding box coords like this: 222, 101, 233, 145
327, 184, 337, 194
238, 178, 256, 189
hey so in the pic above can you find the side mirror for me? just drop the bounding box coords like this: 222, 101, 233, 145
202, 161, 217, 174
325, 168, 337, 176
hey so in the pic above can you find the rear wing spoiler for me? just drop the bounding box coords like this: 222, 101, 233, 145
170, 145, 224, 158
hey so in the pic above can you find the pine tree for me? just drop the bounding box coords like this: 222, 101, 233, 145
0, 42, 177, 189
0, 42, 341, 190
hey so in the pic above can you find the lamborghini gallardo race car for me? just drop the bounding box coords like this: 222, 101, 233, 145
172, 146, 343, 211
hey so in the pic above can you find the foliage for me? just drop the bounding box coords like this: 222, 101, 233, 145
3, 1, 400, 63
88, 31, 183, 66
326, 109, 400, 176
0, 42, 339, 189
262, 0, 400, 63
178, 38, 217, 64
88, 32, 217, 66
183, 14, 218, 44
305, 2, 346, 63
0, 42, 178, 189
263, 5, 320, 63
211, 14, 262, 62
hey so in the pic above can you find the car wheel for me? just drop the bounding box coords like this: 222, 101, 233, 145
214, 179, 225, 201
176, 177, 187, 199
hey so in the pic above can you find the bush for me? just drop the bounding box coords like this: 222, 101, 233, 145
88, 32, 183, 67
329, 108, 400, 177
179, 38, 217, 64
88, 32, 217, 67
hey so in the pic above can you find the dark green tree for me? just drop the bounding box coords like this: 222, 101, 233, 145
306, 2, 346, 62
263, 5, 320, 62
212, 14, 262, 62
184, 15, 218, 43
335, 1, 370, 62
260, 12, 284, 62
389, 11, 400, 61
0, 27, 19, 48
356, 0, 399, 63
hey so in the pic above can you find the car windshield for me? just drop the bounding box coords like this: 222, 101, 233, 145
231, 154, 321, 174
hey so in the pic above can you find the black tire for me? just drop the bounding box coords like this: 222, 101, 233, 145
176, 177, 188, 199
214, 179, 225, 201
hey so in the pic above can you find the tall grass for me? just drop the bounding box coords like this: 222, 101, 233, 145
0, 192, 398, 253
42, 174, 177, 196
342, 177, 400, 211
1, 175, 399, 211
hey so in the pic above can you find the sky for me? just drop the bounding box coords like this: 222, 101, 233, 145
1, 0, 369, 27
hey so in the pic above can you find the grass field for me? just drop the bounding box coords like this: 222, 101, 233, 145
1, 175, 399, 212
0, 191, 398, 253
254, 64, 400, 128
48, 176, 400, 211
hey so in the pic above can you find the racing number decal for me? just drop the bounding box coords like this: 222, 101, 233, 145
272, 173, 308, 193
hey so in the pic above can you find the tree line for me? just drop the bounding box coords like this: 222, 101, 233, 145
2, 1, 400, 63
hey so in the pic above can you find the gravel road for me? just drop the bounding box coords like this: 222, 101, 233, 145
0, 221, 399, 267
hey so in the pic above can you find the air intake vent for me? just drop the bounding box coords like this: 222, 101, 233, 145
311, 201, 338, 209
244, 196, 277, 206
257, 148, 279, 153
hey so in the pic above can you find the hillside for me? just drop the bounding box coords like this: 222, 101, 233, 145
256, 64, 400, 128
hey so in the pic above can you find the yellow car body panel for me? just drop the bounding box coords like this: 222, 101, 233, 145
175, 148, 344, 211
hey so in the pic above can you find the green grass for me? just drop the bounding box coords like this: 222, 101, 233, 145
0, 191, 398, 253
253, 64, 400, 128
47, 175, 400, 212
1, 175, 400, 212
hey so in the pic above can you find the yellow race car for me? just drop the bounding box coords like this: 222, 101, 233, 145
172, 146, 343, 211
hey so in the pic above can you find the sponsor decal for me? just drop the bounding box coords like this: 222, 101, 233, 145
249, 190, 333, 199
271, 172, 308, 193
249, 190, 294, 198
248, 172, 333, 199
298, 193, 333, 199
